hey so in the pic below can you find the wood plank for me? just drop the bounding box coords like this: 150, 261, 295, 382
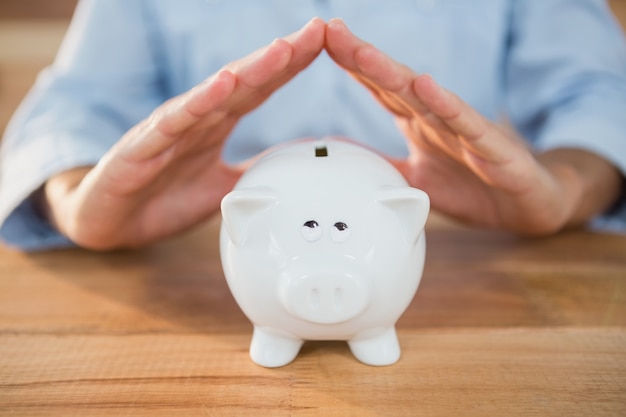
1, 329, 624, 416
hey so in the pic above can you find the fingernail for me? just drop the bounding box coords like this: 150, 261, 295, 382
308, 16, 324, 25
329, 17, 346, 27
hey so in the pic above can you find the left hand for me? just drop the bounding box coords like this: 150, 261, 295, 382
42, 18, 327, 250
325, 18, 622, 235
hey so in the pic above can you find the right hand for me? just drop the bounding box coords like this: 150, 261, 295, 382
43, 18, 325, 250
324, 18, 622, 235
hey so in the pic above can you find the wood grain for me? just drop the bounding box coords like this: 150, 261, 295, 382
1, 215, 625, 416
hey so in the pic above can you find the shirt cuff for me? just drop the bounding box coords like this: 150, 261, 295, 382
0, 196, 74, 251
0, 133, 111, 251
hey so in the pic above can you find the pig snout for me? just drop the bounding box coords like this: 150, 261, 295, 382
279, 261, 370, 325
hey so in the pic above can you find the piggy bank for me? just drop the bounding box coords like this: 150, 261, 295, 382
220, 138, 429, 367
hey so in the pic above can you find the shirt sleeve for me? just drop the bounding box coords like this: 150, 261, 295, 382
504, 0, 626, 232
0, 0, 165, 251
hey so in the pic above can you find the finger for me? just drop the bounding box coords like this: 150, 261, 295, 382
161, 69, 238, 135
278, 17, 326, 77
413, 74, 515, 165
167, 36, 293, 132
398, 114, 466, 160
175, 36, 298, 140
120, 18, 324, 161
225, 39, 293, 89
326, 18, 427, 117
226, 17, 325, 116
118, 69, 236, 161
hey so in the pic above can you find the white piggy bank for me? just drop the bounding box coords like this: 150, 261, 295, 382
220, 138, 429, 367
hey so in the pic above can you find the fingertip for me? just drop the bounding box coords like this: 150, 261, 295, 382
229, 37, 293, 89
328, 17, 350, 39
307, 16, 326, 28
326, 17, 348, 38
413, 74, 487, 140
189, 69, 236, 116
328, 17, 346, 27
325, 17, 368, 67
287, 16, 325, 44
270, 37, 289, 49
413, 73, 449, 114
302, 16, 327, 48
352, 43, 379, 71
413, 73, 438, 95
282, 18, 324, 65
214, 68, 237, 91
204, 69, 237, 100
267, 37, 294, 64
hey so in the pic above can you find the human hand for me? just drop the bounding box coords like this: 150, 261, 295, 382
325, 18, 622, 235
43, 18, 326, 250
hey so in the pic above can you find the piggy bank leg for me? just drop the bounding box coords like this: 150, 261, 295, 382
249, 326, 303, 368
348, 327, 401, 366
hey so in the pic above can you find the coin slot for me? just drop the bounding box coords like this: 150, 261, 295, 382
315, 146, 328, 157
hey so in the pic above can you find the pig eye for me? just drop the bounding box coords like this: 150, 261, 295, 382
302, 220, 322, 242
331, 222, 351, 243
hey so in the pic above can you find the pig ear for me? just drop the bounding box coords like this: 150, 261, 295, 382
376, 187, 430, 245
221, 187, 277, 247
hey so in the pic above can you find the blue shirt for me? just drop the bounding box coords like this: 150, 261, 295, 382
2, 0, 626, 250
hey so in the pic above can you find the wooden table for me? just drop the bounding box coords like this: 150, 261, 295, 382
1, 214, 624, 416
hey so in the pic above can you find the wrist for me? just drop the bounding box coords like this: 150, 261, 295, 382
537, 148, 622, 229
42, 167, 93, 237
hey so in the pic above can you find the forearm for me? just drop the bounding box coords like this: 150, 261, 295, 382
538, 148, 624, 230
